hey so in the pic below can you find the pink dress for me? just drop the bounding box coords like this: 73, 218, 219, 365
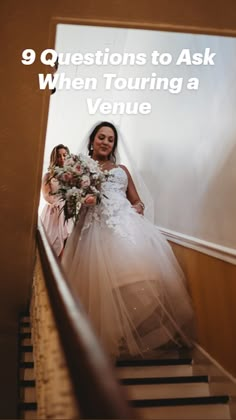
40, 173, 73, 257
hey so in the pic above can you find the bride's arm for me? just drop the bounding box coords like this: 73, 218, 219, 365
119, 165, 145, 215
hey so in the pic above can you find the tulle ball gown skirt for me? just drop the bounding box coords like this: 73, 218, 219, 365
62, 168, 194, 359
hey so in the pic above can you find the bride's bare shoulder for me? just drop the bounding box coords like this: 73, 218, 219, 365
118, 164, 129, 174
118, 165, 133, 183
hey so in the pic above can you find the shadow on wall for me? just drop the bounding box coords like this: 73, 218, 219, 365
196, 139, 236, 249
142, 131, 236, 252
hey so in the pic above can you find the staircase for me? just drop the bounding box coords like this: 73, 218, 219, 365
116, 348, 236, 419
17, 314, 236, 419
18, 315, 37, 419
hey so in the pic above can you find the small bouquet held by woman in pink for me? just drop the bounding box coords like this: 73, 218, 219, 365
51, 153, 109, 223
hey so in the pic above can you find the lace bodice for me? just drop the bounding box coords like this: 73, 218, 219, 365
101, 166, 128, 196
81, 167, 137, 241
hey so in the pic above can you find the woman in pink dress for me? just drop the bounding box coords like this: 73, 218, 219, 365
41, 144, 73, 258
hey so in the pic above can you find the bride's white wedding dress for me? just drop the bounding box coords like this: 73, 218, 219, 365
62, 166, 194, 358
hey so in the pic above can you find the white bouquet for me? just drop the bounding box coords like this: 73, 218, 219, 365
51, 153, 109, 223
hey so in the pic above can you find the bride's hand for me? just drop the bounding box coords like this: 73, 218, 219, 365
83, 194, 97, 206
132, 201, 144, 215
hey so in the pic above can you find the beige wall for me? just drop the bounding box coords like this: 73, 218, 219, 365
44, 25, 236, 249
171, 241, 236, 377
1, 0, 236, 416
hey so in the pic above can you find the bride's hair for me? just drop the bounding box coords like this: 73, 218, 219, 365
88, 121, 118, 162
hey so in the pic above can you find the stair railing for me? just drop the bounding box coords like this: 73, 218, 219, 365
34, 218, 132, 419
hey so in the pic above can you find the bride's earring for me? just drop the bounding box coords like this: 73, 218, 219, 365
91, 145, 93, 151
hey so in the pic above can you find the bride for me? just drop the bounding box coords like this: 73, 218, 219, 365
62, 121, 194, 358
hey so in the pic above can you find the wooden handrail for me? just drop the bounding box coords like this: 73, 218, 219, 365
37, 219, 133, 419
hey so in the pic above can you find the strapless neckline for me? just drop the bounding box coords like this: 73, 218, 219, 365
103, 166, 126, 176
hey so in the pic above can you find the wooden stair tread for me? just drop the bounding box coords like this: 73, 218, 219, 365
116, 357, 192, 367
19, 332, 31, 339
19, 362, 34, 369
18, 402, 37, 410
130, 394, 230, 407
19, 380, 36, 387
137, 403, 231, 419
20, 345, 33, 352
121, 374, 209, 385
